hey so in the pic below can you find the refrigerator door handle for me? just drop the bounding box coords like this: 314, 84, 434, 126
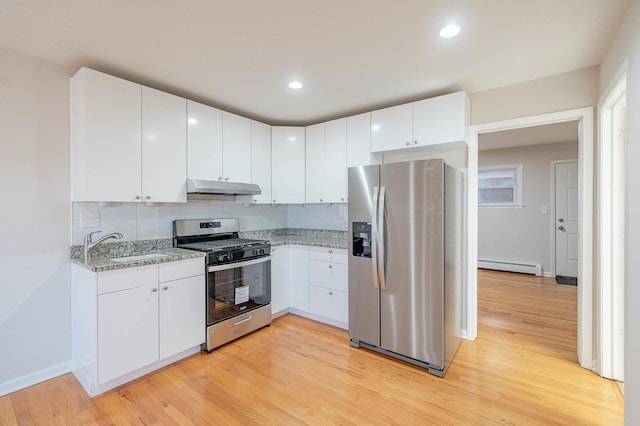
378, 185, 386, 289
371, 186, 380, 288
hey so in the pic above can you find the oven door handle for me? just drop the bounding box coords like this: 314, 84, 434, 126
207, 255, 271, 272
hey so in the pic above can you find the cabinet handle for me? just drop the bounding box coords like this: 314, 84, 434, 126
225, 177, 229, 181
152, 288, 158, 293
406, 141, 410, 146
329, 264, 333, 269
414, 140, 418, 145
135, 195, 141, 200
341, 198, 344, 202
273, 199, 276, 203
320, 198, 323, 202
163, 286, 169, 291
329, 249, 333, 253
329, 291, 333, 295
218, 176, 223, 180
146, 195, 151, 200
253, 198, 258, 203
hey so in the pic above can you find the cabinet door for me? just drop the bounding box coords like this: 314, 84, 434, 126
289, 245, 310, 311
251, 121, 272, 204
272, 127, 305, 204
222, 112, 252, 183
309, 260, 348, 293
370, 103, 412, 152
346, 112, 372, 168
159, 275, 205, 359
270, 245, 290, 315
309, 286, 348, 325
71, 67, 141, 202
187, 100, 223, 181
142, 86, 187, 203
98, 283, 159, 383
305, 123, 325, 203
324, 118, 347, 203
412, 92, 469, 147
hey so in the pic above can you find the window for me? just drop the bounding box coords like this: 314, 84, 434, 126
478, 164, 523, 206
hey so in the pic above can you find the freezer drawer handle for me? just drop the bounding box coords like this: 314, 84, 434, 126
234, 315, 253, 326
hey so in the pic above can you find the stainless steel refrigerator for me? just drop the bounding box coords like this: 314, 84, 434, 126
348, 158, 463, 377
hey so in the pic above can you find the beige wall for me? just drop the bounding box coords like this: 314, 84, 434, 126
0, 47, 71, 394
470, 67, 599, 125
477, 141, 578, 276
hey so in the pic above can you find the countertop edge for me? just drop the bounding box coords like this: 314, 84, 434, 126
71, 249, 206, 272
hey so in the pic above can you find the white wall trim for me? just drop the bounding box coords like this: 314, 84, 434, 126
469, 107, 594, 370
0, 361, 71, 398
597, 63, 628, 380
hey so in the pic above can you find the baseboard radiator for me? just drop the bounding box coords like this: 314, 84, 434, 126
478, 259, 542, 276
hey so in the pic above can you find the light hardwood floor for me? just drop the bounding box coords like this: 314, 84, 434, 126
0, 270, 623, 425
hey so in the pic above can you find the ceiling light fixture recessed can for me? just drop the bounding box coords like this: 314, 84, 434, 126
288, 80, 303, 89
439, 24, 461, 38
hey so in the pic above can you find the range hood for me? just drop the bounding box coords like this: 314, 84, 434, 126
186, 179, 261, 196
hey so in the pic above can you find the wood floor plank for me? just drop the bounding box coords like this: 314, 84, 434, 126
0, 269, 623, 424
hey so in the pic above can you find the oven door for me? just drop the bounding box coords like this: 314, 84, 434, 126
206, 256, 271, 325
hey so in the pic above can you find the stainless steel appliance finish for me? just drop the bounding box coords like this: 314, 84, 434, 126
186, 178, 261, 196
173, 218, 272, 352
348, 159, 462, 377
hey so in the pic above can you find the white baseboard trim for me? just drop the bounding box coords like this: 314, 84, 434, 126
478, 259, 542, 276
289, 308, 347, 330
0, 360, 71, 397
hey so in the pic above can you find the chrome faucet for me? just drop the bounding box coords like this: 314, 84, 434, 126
83, 231, 124, 262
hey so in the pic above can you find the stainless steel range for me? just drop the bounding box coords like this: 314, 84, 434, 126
173, 218, 271, 352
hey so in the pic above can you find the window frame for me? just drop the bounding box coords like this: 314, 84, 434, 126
477, 163, 524, 207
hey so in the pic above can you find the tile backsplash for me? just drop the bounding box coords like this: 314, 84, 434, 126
72, 200, 348, 245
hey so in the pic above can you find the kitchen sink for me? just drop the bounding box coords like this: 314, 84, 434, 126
110, 253, 169, 263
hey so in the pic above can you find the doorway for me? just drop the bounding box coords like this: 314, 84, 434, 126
468, 108, 594, 370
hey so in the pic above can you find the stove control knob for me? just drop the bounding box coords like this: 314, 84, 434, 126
216, 254, 225, 262
228, 253, 234, 261
259, 248, 266, 255
252, 249, 258, 256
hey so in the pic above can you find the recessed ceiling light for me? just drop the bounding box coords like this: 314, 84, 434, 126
288, 80, 303, 89
439, 24, 461, 38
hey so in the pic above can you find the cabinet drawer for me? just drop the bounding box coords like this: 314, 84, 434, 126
308, 246, 348, 264
309, 260, 348, 292
309, 285, 348, 324
98, 265, 157, 294
159, 257, 204, 283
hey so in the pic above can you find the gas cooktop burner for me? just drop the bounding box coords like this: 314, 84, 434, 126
180, 238, 269, 253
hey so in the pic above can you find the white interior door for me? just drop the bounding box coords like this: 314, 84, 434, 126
555, 161, 579, 277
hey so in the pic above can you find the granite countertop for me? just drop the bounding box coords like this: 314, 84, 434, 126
70, 229, 347, 272
70, 246, 205, 272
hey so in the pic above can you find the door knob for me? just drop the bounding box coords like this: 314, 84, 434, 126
559, 218, 565, 223
558, 226, 565, 231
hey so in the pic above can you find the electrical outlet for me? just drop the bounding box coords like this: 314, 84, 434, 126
80, 211, 101, 228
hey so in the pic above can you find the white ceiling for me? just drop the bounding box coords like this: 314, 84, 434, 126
0, 0, 630, 125
479, 121, 579, 151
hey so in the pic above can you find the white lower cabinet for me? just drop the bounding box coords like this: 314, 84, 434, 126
72, 257, 205, 397
289, 245, 310, 311
270, 245, 290, 315
309, 285, 348, 324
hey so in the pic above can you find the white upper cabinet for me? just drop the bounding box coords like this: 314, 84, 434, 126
305, 123, 325, 203
272, 126, 305, 204
370, 103, 413, 152
305, 118, 347, 203
71, 67, 187, 203
141, 87, 187, 203
186, 100, 223, 181
250, 120, 272, 204
370, 91, 469, 152
412, 91, 469, 146
324, 118, 347, 203
222, 112, 252, 183
71, 67, 142, 202
346, 112, 372, 168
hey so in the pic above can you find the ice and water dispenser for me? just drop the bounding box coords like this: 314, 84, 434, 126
352, 222, 372, 258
